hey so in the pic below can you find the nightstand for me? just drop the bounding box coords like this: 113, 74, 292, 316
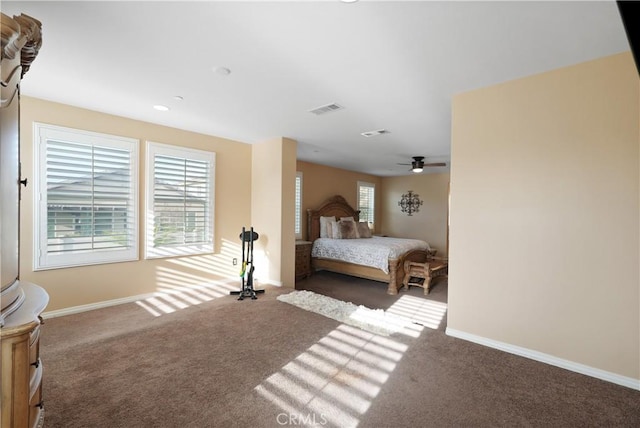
295, 241, 313, 281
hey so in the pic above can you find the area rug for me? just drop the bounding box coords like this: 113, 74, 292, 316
276, 290, 411, 336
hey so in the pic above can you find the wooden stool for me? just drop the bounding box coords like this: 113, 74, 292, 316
402, 258, 448, 295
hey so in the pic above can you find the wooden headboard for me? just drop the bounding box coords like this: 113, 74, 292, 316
307, 195, 360, 241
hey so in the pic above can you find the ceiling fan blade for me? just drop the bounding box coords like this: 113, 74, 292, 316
398, 157, 446, 169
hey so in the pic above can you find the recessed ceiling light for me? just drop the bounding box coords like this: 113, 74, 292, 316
212, 66, 231, 76
341, 0, 359, 3
153, 105, 170, 111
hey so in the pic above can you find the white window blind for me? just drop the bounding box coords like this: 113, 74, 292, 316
34, 123, 139, 270
145, 142, 215, 258
357, 181, 375, 227
295, 172, 303, 239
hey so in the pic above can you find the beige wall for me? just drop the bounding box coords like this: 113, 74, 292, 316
380, 173, 449, 255
251, 137, 297, 288
449, 52, 639, 381
296, 161, 382, 240
20, 97, 253, 311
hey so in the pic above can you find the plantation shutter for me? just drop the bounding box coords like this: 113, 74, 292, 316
295, 173, 302, 238
35, 123, 139, 270
358, 183, 375, 224
46, 140, 134, 254
152, 154, 210, 247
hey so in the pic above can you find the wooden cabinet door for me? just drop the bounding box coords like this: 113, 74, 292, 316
0, 50, 21, 294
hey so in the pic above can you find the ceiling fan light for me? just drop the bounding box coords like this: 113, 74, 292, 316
412, 167, 423, 173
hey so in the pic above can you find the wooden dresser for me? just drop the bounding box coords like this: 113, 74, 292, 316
1, 283, 48, 428
295, 241, 313, 281
1, 12, 48, 428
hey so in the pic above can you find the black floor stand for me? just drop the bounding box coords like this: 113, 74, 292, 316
230, 227, 265, 300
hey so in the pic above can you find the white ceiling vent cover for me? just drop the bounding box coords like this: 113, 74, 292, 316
361, 129, 389, 137
309, 103, 344, 115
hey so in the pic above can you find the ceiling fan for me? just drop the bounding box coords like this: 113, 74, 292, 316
398, 156, 446, 173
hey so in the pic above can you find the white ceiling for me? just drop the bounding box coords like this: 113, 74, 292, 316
4, 1, 630, 176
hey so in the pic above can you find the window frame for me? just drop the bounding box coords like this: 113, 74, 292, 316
144, 141, 215, 259
33, 123, 139, 270
357, 181, 376, 229
295, 172, 303, 240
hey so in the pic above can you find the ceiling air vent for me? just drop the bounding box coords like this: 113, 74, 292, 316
309, 103, 344, 115
361, 129, 389, 137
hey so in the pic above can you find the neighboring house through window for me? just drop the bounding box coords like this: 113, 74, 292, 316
357, 181, 375, 228
295, 172, 303, 239
34, 123, 139, 270
145, 142, 215, 259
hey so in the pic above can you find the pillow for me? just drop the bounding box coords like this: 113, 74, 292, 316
319, 216, 335, 238
323, 217, 341, 239
340, 217, 359, 238
327, 220, 342, 239
357, 222, 372, 238
326, 220, 334, 239
339, 219, 358, 239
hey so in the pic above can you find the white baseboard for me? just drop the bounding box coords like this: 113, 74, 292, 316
41, 277, 277, 319
446, 328, 640, 391
43, 293, 156, 319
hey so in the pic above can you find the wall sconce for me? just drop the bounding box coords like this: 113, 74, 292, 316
398, 190, 423, 216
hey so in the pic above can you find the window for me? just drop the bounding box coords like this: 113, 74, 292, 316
295, 172, 303, 239
145, 142, 215, 259
34, 123, 139, 270
357, 181, 375, 228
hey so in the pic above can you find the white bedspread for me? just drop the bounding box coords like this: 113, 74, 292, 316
311, 236, 430, 273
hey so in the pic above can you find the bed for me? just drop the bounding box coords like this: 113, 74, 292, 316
307, 195, 432, 294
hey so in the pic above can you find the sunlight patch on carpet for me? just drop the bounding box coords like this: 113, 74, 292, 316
386, 294, 448, 331
255, 324, 409, 427
277, 290, 414, 336
260, 291, 447, 425
136, 272, 238, 317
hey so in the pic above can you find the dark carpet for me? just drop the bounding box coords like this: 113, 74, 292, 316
40, 272, 639, 427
